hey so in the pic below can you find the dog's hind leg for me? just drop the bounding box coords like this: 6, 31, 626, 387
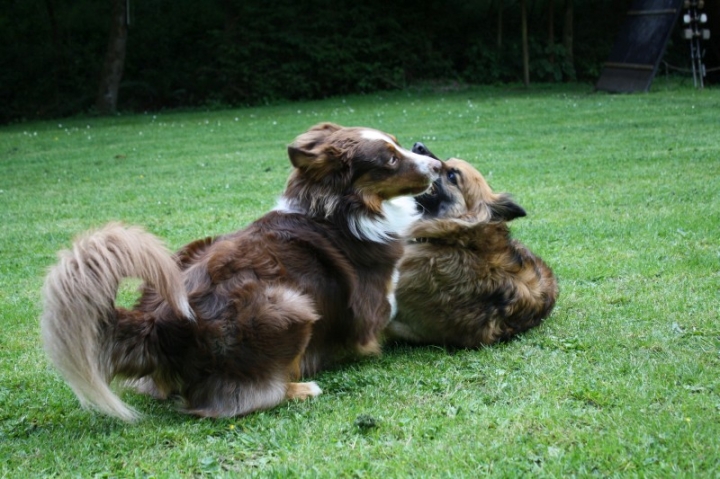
285, 351, 323, 400
185, 284, 322, 418
286, 381, 322, 400
185, 377, 289, 418
123, 377, 168, 400
185, 374, 321, 418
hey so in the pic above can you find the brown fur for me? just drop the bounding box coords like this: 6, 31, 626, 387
41, 123, 441, 420
387, 158, 558, 347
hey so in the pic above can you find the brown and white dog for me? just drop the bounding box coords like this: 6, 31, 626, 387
387, 143, 557, 347
41, 123, 441, 420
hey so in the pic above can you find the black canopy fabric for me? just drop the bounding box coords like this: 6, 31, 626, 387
596, 0, 684, 92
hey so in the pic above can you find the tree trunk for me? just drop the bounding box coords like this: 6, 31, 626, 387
96, 0, 128, 115
563, 0, 574, 76
497, 0, 503, 49
521, 0, 529, 86
44, 0, 61, 111
548, 0, 555, 66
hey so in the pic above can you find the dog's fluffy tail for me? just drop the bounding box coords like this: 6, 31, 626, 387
40, 223, 192, 421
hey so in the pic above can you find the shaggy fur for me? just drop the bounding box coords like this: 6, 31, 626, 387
387, 146, 557, 347
41, 123, 441, 421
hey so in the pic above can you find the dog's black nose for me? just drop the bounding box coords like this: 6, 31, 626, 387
412, 142, 441, 161
412, 142, 430, 156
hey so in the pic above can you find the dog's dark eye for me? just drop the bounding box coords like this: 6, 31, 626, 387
388, 155, 398, 166
447, 169, 459, 185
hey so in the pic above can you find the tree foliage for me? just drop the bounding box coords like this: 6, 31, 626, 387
0, 0, 653, 123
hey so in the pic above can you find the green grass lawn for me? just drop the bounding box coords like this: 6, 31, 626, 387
1, 80, 719, 477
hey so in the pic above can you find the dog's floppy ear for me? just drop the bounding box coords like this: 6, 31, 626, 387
489, 194, 527, 221
288, 122, 342, 169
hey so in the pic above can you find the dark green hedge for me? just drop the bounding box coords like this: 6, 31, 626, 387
0, 0, 665, 123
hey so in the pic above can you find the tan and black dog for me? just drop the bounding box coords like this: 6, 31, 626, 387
387, 143, 557, 347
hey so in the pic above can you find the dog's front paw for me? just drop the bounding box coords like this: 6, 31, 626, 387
356, 337, 381, 357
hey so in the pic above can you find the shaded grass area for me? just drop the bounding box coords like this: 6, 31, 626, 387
1, 81, 719, 477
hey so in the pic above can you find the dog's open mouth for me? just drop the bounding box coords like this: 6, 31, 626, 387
415, 178, 443, 216
411, 142, 446, 217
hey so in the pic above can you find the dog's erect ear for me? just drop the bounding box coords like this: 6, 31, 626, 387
288, 123, 342, 169
490, 194, 527, 221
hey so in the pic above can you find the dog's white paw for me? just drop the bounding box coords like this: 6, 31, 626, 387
306, 381, 323, 397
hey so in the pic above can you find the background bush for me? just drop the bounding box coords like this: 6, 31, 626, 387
0, 0, 703, 123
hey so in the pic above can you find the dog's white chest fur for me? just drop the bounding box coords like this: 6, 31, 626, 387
388, 268, 400, 319
350, 196, 420, 243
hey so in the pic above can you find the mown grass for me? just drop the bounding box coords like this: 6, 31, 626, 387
1, 79, 719, 477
